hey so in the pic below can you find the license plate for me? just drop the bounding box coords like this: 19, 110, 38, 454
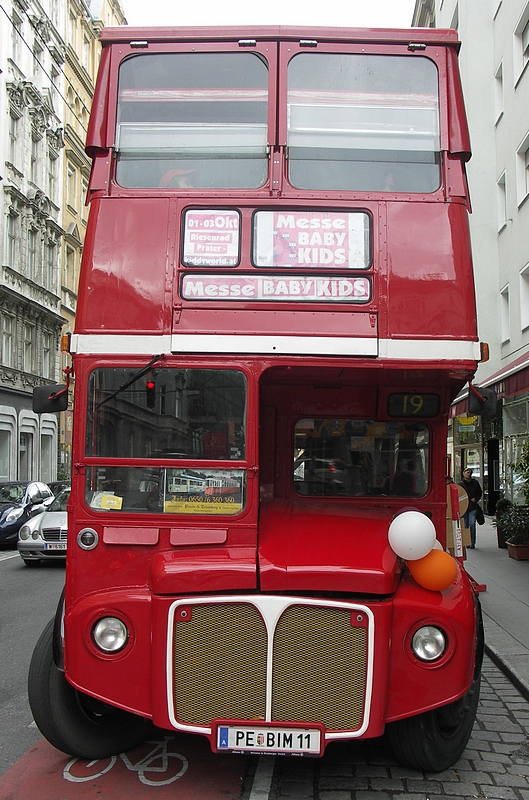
216, 724, 321, 755
44, 542, 67, 551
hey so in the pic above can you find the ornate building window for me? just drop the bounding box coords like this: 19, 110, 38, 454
23, 323, 35, 373
2, 315, 15, 368
28, 228, 37, 281
6, 213, 17, 268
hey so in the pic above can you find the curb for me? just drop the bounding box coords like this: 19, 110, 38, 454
484, 642, 529, 703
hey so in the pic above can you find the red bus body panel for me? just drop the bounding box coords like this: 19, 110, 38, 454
61, 26, 482, 756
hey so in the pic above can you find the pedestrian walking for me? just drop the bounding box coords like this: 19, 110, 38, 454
460, 467, 483, 548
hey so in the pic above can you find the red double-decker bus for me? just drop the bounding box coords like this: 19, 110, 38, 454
30, 26, 488, 772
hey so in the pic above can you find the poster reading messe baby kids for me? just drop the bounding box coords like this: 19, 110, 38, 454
253, 211, 371, 270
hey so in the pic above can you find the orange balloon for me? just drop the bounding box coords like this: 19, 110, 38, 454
408, 549, 458, 591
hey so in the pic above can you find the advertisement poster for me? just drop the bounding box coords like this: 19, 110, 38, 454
253, 210, 370, 269
182, 274, 370, 303
183, 209, 240, 266
163, 468, 245, 515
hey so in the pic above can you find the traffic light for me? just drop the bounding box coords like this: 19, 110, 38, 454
146, 377, 156, 409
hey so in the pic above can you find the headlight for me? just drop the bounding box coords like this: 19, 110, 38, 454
92, 617, 128, 653
411, 626, 446, 662
19, 525, 31, 540
6, 507, 24, 523
31, 529, 41, 539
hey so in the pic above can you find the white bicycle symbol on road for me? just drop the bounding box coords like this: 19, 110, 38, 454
63, 736, 188, 786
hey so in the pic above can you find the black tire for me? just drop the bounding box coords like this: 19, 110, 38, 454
387, 676, 481, 772
28, 619, 151, 759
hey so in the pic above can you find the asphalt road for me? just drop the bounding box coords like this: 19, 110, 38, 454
0, 549, 65, 775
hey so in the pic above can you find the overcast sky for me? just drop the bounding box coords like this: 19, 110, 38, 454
121, 0, 418, 29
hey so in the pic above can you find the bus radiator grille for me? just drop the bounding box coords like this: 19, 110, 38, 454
172, 601, 368, 731
173, 603, 267, 725
272, 605, 367, 731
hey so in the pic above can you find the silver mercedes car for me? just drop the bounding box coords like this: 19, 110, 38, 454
17, 488, 69, 566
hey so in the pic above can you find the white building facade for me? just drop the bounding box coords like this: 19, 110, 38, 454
0, 0, 67, 483
413, 0, 529, 506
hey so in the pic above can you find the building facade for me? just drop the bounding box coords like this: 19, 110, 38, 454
413, 0, 529, 508
0, 0, 126, 484
59, 0, 126, 475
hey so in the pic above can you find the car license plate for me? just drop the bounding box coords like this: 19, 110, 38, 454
44, 542, 66, 550
215, 724, 321, 755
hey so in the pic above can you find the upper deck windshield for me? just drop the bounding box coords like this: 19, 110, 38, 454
115, 52, 269, 189
287, 54, 440, 193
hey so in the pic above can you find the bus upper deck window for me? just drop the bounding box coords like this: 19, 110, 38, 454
115, 52, 269, 190
287, 54, 441, 193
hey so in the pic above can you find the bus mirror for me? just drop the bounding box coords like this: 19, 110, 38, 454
33, 385, 68, 413
468, 386, 497, 418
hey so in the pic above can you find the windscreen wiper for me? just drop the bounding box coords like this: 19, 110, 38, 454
96, 354, 164, 409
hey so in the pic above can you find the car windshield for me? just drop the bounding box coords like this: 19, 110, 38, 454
0, 484, 25, 503
48, 490, 70, 512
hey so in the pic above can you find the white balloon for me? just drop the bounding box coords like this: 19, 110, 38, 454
433, 539, 444, 550
388, 511, 436, 560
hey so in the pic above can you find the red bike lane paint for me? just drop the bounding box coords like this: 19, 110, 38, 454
0, 733, 249, 799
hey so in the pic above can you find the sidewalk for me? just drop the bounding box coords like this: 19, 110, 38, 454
464, 516, 529, 700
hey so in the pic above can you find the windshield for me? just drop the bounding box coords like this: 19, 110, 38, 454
0, 484, 25, 503
287, 53, 440, 192
48, 490, 70, 513
87, 367, 246, 460
294, 419, 429, 497
85, 368, 247, 516
115, 52, 269, 189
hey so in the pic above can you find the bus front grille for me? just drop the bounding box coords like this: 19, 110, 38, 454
171, 599, 368, 732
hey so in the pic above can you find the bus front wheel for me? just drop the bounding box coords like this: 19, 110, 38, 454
28, 619, 151, 759
386, 676, 480, 772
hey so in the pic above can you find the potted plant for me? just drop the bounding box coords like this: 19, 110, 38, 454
493, 495, 513, 549
503, 505, 529, 560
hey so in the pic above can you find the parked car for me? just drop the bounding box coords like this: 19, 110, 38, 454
17, 488, 70, 566
0, 482, 54, 546
48, 480, 71, 497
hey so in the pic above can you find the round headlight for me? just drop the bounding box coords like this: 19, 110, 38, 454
6, 507, 24, 523
411, 626, 446, 662
92, 617, 129, 653
31, 529, 40, 539
19, 525, 31, 540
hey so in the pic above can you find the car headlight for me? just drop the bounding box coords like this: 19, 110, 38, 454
19, 525, 31, 540
6, 507, 24, 523
31, 529, 41, 539
92, 617, 129, 653
411, 626, 446, 662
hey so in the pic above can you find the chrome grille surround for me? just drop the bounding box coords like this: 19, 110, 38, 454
167, 596, 374, 742
42, 527, 67, 542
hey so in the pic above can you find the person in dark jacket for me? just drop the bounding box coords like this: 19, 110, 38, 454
460, 467, 483, 548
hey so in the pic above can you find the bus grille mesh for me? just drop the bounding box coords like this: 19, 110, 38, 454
272, 605, 367, 730
172, 601, 367, 731
173, 604, 267, 725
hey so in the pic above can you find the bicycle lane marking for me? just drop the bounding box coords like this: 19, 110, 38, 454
0, 732, 249, 799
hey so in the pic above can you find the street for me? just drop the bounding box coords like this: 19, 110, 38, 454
1, 550, 529, 799
0, 551, 65, 775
